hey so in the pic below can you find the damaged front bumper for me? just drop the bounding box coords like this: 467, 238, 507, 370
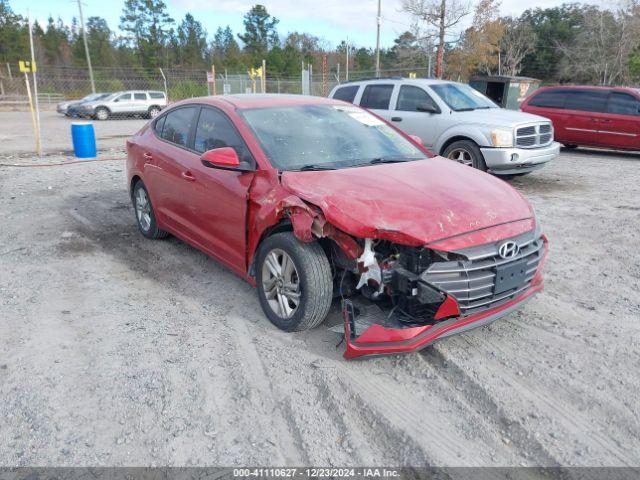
342, 237, 548, 359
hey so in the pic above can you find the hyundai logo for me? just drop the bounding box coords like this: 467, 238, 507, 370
498, 241, 519, 259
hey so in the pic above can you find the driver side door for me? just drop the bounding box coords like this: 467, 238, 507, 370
390, 85, 441, 149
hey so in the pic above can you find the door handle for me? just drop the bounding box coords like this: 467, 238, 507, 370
143, 152, 153, 160
181, 171, 196, 182
391, 117, 403, 122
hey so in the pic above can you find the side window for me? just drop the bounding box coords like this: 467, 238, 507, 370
528, 90, 566, 109
154, 115, 166, 135
607, 92, 639, 116
161, 107, 197, 148
396, 85, 438, 112
564, 89, 608, 113
332, 85, 359, 103
194, 108, 253, 165
149, 92, 165, 99
115, 93, 131, 102
360, 84, 394, 110
134, 93, 147, 101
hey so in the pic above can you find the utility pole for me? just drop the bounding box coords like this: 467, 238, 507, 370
77, 0, 95, 93
27, 11, 42, 156
375, 0, 382, 78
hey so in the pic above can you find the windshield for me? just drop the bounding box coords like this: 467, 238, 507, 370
239, 104, 427, 171
430, 83, 497, 111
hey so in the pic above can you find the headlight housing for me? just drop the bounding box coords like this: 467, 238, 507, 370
490, 129, 514, 148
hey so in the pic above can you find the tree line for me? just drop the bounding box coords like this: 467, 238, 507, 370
0, 0, 639, 85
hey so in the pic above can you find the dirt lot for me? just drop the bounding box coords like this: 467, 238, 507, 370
0, 119, 639, 466
0, 111, 146, 157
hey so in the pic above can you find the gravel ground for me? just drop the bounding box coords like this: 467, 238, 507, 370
0, 144, 639, 467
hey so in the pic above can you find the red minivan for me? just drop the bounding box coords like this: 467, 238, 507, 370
521, 86, 640, 151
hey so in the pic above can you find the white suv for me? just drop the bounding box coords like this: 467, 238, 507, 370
76, 90, 167, 120
329, 78, 560, 176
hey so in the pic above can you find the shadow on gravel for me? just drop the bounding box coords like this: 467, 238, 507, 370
561, 146, 640, 161
507, 174, 584, 195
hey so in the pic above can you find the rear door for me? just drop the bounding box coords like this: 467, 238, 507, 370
391, 84, 441, 148
562, 89, 609, 146
357, 83, 396, 122
132, 92, 149, 114
601, 91, 640, 149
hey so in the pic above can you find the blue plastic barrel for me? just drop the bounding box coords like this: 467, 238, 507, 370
71, 121, 97, 158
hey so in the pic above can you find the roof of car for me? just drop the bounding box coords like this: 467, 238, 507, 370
535, 85, 638, 92
337, 77, 455, 87
186, 94, 344, 109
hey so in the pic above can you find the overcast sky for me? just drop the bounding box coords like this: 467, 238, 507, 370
15, 0, 604, 48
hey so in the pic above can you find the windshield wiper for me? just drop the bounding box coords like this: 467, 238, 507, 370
294, 164, 337, 171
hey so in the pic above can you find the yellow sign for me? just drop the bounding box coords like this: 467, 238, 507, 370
19, 60, 36, 73
249, 67, 263, 78
408, 72, 417, 79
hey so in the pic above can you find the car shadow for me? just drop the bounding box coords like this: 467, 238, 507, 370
561, 146, 640, 161
61, 190, 347, 361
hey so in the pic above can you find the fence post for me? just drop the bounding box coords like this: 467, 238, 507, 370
159, 68, 168, 102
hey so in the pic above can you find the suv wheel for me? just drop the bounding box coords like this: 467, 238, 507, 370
443, 140, 487, 171
95, 107, 109, 121
148, 106, 161, 119
256, 232, 332, 332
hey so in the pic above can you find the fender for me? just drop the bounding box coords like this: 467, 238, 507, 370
434, 125, 492, 154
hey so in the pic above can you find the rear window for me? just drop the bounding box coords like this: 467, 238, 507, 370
160, 107, 198, 148
149, 92, 166, 99
332, 85, 359, 103
359, 84, 394, 110
528, 90, 567, 109
607, 92, 639, 116
564, 89, 608, 113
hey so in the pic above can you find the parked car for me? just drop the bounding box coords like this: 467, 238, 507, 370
56, 92, 110, 115
521, 85, 640, 151
75, 90, 167, 120
126, 94, 548, 359
329, 78, 560, 176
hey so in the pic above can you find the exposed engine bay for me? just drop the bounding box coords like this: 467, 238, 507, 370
330, 238, 460, 328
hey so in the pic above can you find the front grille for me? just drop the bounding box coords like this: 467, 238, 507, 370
421, 231, 544, 315
516, 123, 553, 148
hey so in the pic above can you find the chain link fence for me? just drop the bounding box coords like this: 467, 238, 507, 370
0, 65, 434, 109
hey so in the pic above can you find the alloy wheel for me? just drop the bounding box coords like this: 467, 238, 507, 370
135, 187, 152, 232
261, 248, 301, 319
447, 148, 474, 167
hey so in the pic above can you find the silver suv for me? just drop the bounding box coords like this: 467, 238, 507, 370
329, 78, 560, 176
77, 90, 167, 121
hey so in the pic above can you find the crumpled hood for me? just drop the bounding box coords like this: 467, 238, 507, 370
281, 157, 534, 246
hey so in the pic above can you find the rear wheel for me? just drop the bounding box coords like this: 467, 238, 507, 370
95, 107, 109, 121
443, 140, 487, 171
256, 232, 332, 332
132, 180, 168, 239
148, 106, 161, 119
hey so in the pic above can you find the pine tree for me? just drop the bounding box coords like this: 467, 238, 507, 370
237, 4, 279, 66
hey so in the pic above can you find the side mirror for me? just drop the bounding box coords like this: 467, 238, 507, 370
201, 147, 251, 172
416, 103, 439, 114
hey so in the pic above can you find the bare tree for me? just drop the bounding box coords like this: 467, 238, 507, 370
557, 1, 640, 85
500, 17, 536, 76
401, 0, 471, 78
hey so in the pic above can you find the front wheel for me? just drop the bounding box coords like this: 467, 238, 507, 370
256, 232, 333, 332
443, 140, 487, 171
95, 107, 109, 121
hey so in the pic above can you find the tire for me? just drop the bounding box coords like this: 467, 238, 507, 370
95, 107, 109, 121
443, 140, 487, 171
148, 106, 161, 119
256, 232, 333, 332
132, 180, 169, 239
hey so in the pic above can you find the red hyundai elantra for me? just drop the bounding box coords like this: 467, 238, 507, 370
126, 94, 548, 359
